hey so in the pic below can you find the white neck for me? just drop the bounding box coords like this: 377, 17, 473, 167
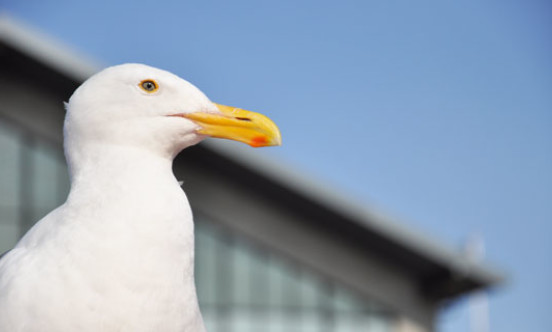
63, 142, 200, 318
64, 141, 195, 259
67, 143, 175, 193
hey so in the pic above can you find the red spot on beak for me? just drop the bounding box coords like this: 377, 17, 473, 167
250, 136, 268, 147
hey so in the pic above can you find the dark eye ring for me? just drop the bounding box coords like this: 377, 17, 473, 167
140, 79, 159, 93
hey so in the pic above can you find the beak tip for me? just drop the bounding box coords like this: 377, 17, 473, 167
269, 130, 283, 147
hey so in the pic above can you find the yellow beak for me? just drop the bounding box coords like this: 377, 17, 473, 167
180, 103, 282, 148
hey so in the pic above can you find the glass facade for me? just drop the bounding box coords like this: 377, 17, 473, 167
195, 219, 392, 332
0, 120, 393, 331
0, 120, 69, 252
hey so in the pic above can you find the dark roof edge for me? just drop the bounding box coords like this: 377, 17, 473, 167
203, 141, 505, 289
0, 13, 99, 82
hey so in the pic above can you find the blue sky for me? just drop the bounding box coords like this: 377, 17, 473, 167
3, 1, 551, 331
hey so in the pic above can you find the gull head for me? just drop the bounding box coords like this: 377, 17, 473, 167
64, 63, 281, 160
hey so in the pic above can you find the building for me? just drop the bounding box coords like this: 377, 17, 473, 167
0, 15, 502, 332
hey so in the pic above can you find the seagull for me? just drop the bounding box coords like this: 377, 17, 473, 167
0, 63, 281, 332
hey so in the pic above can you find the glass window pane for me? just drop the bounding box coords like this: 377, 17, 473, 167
232, 241, 251, 305
195, 221, 219, 306
247, 247, 271, 306
215, 235, 234, 305
31, 144, 60, 208
0, 122, 20, 207
0, 222, 19, 254
0, 122, 22, 250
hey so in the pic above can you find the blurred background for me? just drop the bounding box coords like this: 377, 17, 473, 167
0, 1, 550, 331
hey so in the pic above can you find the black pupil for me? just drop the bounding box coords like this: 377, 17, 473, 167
143, 81, 155, 91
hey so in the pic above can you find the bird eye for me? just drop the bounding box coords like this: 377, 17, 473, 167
139, 79, 159, 93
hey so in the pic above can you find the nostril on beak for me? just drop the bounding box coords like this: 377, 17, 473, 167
235, 117, 252, 122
